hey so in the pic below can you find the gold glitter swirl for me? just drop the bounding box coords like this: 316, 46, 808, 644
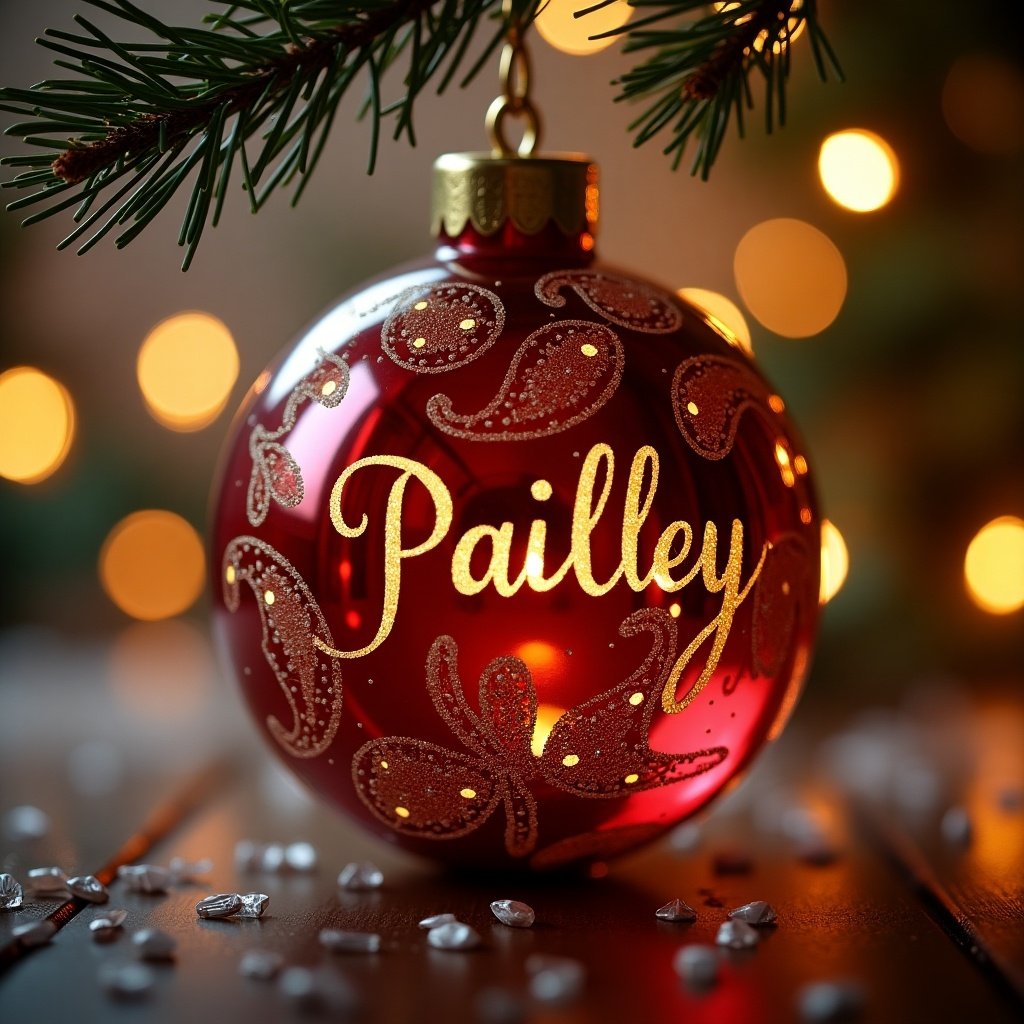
381, 283, 505, 373
222, 536, 342, 758
426, 321, 624, 442
535, 270, 684, 334
246, 350, 349, 526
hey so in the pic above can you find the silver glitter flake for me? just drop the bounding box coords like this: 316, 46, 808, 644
234, 840, 263, 872
67, 875, 109, 904
196, 893, 244, 920
278, 966, 319, 1008
728, 901, 777, 926
940, 806, 972, 847
239, 949, 284, 980
319, 928, 381, 954
284, 842, 318, 872
337, 861, 383, 891
90, 909, 128, 942
4, 805, 50, 841
489, 899, 535, 928
0, 873, 24, 911
26, 866, 68, 895
12, 919, 56, 947
99, 962, 155, 1000
169, 857, 213, 883
259, 843, 287, 873
673, 945, 719, 989
715, 919, 760, 950
238, 893, 269, 919
656, 898, 697, 923
132, 927, 176, 960
118, 864, 172, 895
419, 913, 459, 929
526, 955, 585, 1005
427, 922, 481, 951
798, 981, 865, 1022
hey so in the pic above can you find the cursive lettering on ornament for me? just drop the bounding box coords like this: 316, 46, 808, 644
313, 445, 765, 712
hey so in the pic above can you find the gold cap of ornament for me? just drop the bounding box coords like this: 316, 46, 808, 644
431, 152, 598, 238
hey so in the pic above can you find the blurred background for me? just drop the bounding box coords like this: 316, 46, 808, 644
0, 0, 1022, 768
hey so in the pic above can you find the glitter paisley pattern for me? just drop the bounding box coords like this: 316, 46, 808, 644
425, 320, 624, 442
246, 350, 349, 526
223, 536, 342, 758
351, 609, 728, 856
535, 270, 684, 334
751, 533, 815, 678
671, 353, 776, 460
380, 282, 505, 373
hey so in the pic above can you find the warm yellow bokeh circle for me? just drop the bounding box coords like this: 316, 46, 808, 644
818, 129, 899, 212
964, 516, 1024, 614
819, 519, 848, 605
99, 510, 206, 620
678, 288, 753, 356
0, 367, 76, 484
535, 0, 631, 56
137, 312, 239, 431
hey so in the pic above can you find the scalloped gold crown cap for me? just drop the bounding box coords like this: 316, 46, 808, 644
431, 152, 599, 239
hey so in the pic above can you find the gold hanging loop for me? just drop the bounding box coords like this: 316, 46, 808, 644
486, 0, 542, 157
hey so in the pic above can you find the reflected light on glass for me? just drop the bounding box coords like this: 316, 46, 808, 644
964, 516, 1024, 614
734, 218, 847, 338
0, 367, 75, 484
819, 519, 848, 605
531, 703, 567, 757
818, 129, 899, 212
535, 0, 631, 56
678, 288, 753, 356
100, 510, 206, 620
942, 54, 1024, 156
109, 619, 214, 719
137, 312, 239, 431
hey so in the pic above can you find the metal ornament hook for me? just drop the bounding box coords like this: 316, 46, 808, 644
486, 0, 542, 157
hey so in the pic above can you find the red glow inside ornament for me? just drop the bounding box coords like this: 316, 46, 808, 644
211, 153, 819, 870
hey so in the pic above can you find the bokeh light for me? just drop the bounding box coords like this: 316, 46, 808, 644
108, 619, 214, 719
535, 0, 631, 56
99, 510, 206, 620
678, 288, 753, 356
942, 54, 1024, 156
820, 519, 849, 605
734, 219, 847, 338
964, 516, 1024, 615
0, 367, 75, 484
818, 129, 899, 212
714, 1, 805, 56
137, 312, 239, 431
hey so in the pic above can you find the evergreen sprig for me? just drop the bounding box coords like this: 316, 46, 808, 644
0, 0, 838, 268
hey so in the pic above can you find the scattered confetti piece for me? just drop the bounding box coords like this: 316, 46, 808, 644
168, 857, 213, 883
798, 980, 865, 1022
67, 875, 109, 904
3, 805, 50, 842
196, 893, 245, 920
234, 840, 263, 872
940, 806, 972, 847
728, 900, 777, 926
239, 949, 285, 980
475, 987, 528, 1024
99, 962, 155, 999
490, 899, 535, 928
284, 842, 318, 872
668, 822, 702, 854
656, 898, 697, 923
278, 967, 319, 1008
673, 945, 719, 988
419, 913, 459, 929
12, 919, 56, 947
337, 861, 383, 891
238, 893, 270, 919
427, 921, 481, 951
132, 928, 176, 960
26, 866, 68, 895
90, 909, 128, 942
0, 873, 24, 911
319, 928, 382, 954
715, 919, 760, 950
118, 865, 172, 895
712, 850, 753, 875
259, 843, 287, 873
526, 955, 585, 1005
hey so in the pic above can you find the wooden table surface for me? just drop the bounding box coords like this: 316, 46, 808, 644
1, 638, 1021, 1023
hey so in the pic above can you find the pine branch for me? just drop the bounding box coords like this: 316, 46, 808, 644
0, 0, 839, 268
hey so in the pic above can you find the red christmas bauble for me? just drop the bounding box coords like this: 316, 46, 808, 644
211, 154, 820, 870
